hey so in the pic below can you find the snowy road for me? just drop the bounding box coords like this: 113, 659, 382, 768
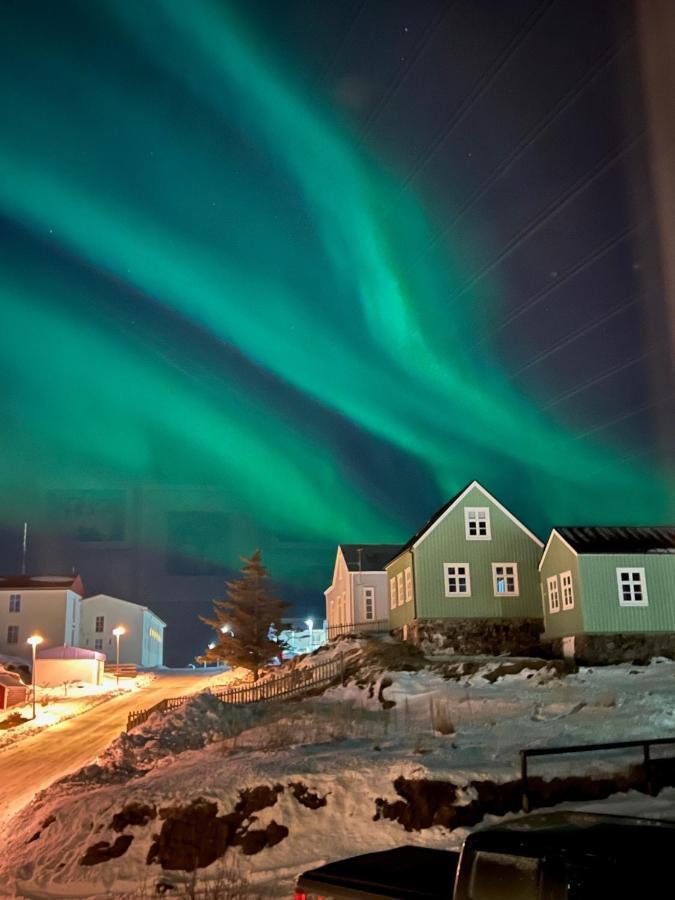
0, 669, 228, 827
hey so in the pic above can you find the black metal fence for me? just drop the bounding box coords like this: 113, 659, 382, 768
126, 653, 345, 732
520, 736, 675, 810
327, 619, 390, 639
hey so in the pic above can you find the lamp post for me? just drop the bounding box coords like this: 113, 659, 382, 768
305, 618, 314, 652
112, 626, 125, 687
208, 641, 216, 668
27, 634, 43, 719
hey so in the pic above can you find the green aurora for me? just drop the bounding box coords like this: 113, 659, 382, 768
0, 0, 672, 572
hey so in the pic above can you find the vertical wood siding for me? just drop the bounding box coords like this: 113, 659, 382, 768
414, 487, 542, 620
581, 554, 675, 633
540, 532, 585, 640
386, 550, 415, 629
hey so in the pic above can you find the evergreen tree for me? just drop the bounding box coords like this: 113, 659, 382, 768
201, 549, 290, 680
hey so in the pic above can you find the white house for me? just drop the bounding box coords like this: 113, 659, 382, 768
0, 575, 84, 660
324, 544, 400, 638
80, 594, 166, 667
35, 645, 105, 687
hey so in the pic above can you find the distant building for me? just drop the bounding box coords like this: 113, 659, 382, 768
35, 645, 105, 686
540, 526, 675, 664
80, 593, 165, 667
278, 617, 327, 656
324, 545, 400, 638
386, 481, 544, 655
0, 574, 84, 660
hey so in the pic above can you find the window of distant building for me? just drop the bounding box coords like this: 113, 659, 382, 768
547, 575, 560, 613
9, 594, 21, 613
95, 615, 105, 633
7, 625, 18, 644
95, 638, 103, 651
465, 508, 491, 540
444, 564, 471, 597
617, 568, 648, 606
389, 577, 397, 609
404, 567, 413, 603
492, 563, 519, 596
561, 571, 574, 610
397, 572, 404, 606
362, 587, 375, 621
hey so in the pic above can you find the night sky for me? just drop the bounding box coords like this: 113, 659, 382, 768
1, 1, 673, 662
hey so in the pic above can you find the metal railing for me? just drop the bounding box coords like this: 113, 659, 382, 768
520, 736, 675, 810
327, 619, 390, 639
126, 653, 345, 732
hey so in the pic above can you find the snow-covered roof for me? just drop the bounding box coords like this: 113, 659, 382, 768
37, 646, 105, 661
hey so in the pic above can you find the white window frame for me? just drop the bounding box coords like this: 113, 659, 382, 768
560, 571, 574, 610
617, 567, 648, 607
389, 577, 397, 610
362, 586, 375, 621
9, 593, 21, 613
464, 507, 491, 540
95, 615, 105, 633
404, 566, 413, 603
7, 625, 19, 644
547, 575, 560, 613
94, 638, 103, 651
492, 563, 519, 596
397, 571, 405, 607
444, 563, 471, 597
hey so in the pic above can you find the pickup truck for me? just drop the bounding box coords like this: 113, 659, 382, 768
294, 810, 675, 899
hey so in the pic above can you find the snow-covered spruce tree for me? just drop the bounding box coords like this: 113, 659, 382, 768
201, 549, 290, 681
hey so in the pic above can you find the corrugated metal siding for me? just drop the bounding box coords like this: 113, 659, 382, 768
540, 532, 585, 639
414, 486, 542, 620
581, 554, 675, 633
386, 550, 415, 628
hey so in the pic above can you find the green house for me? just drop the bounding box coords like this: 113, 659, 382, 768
385, 481, 544, 655
540, 526, 675, 664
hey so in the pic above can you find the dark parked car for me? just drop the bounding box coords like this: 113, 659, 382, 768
294, 810, 675, 899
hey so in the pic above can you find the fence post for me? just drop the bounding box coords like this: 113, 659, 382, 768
339, 652, 345, 685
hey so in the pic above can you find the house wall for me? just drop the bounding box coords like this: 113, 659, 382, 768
350, 571, 390, 624
0, 589, 73, 660
540, 533, 586, 640
413, 486, 542, 620
580, 554, 675, 634
35, 657, 103, 686
80, 595, 144, 665
324, 551, 350, 628
141, 608, 165, 667
386, 550, 415, 629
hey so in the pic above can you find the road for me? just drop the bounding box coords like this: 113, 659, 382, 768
0, 669, 229, 826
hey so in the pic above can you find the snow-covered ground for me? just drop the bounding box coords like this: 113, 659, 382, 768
4, 640, 675, 898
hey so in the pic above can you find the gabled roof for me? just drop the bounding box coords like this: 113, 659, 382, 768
338, 544, 402, 572
387, 480, 543, 565
83, 594, 167, 627
0, 574, 84, 594
553, 526, 675, 555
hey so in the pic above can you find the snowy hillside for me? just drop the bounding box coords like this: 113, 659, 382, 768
4, 639, 675, 898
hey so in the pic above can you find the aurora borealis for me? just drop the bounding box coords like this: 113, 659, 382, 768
0, 0, 673, 596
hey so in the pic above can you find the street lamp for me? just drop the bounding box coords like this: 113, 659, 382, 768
112, 626, 125, 687
305, 618, 314, 652
27, 634, 43, 719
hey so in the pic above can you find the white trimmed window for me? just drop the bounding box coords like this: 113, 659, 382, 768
465, 507, 491, 540
389, 577, 397, 609
617, 568, 648, 606
404, 567, 413, 603
561, 571, 574, 610
94, 638, 103, 651
7, 625, 18, 644
95, 615, 105, 633
547, 575, 560, 613
492, 563, 519, 596
444, 564, 471, 597
363, 587, 375, 621
9, 594, 21, 613
397, 572, 405, 606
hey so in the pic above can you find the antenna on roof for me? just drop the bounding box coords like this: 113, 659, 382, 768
21, 522, 28, 575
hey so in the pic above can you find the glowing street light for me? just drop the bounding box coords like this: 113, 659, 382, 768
27, 634, 43, 719
112, 626, 125, 687
220, 624, 231, 634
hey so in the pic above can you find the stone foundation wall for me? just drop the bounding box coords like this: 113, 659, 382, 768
550, 633, 675, 665
394, 617, 545, 657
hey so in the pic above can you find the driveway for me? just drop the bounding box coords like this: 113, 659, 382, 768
0, 669, 230, 826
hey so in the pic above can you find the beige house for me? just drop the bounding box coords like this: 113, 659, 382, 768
324, 544, 400, 638
0, 575, 84, 660
80, 594, 165, 667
